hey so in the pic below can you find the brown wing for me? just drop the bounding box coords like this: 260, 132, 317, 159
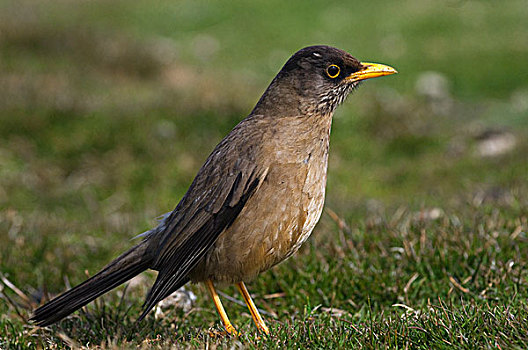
139, 117, 269, 319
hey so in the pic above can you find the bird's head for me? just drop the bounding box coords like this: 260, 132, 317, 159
253, 45, 397, 117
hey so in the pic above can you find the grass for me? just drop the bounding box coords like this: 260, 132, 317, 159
1, 0, 528, 348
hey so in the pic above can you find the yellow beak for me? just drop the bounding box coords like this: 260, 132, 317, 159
345, 62, 398, 82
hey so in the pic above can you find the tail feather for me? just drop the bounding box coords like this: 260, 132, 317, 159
137, 276, 189, 322
31, 240, 153, 326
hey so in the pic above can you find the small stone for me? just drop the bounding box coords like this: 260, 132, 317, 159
415, 71, 453, 115
154, 287, 197, 319
475, 130, 517, 157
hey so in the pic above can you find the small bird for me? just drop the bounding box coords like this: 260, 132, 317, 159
31, 45, 396, 335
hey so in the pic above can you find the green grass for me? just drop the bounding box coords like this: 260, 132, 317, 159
1, 0, 528, 348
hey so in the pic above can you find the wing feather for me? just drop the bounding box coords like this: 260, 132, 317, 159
139, 171, 263, 319
138, 117, 270, 319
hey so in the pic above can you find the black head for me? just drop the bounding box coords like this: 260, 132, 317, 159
253, 45, 397, 117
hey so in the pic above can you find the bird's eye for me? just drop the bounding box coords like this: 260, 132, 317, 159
326, 64, 340, 79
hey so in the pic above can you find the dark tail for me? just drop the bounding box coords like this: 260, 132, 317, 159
31, 240, 153, 326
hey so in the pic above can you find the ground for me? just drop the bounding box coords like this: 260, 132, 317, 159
1, 0, 527, 348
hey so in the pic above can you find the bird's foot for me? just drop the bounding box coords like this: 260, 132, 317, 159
208, 324, 240, 337
256, 322, 270, 335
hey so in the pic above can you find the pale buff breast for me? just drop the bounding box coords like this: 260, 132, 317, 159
189, 115, 332, 285
190, 144, 329, 285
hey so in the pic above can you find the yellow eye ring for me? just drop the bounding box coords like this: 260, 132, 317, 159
326, 64, 340, 78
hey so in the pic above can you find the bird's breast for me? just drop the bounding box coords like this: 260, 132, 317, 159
188, 114, 333, 285
190, 133, 330, 285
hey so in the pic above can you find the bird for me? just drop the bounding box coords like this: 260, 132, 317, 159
31, 45, 397, 335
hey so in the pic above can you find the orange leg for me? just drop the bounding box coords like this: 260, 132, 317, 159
205, 280, 238, 336
236, 282, 270, 335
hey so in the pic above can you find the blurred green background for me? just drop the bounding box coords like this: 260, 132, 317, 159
1, 0, 527, 293
0, 0, 527, 347
2, 0, 527, 213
